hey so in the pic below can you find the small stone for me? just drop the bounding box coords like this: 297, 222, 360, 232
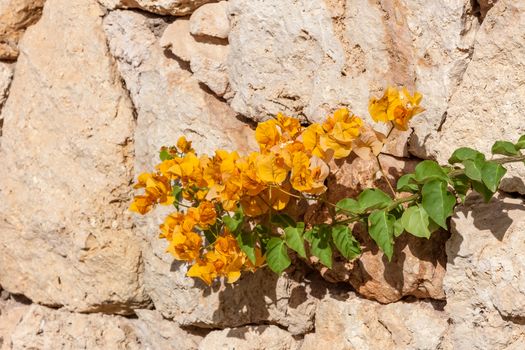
190, 1, 230, 39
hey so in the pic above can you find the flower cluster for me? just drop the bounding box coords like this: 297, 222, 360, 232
129, 86, 424, 285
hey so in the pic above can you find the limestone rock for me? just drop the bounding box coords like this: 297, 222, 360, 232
0, 62, 13, 109
8, 305, 201, 349
161, 18, 231, 97
0, 297, 31, 350
0, 0, 45, 60
199, 325, 299, 350
479, 0, 498, 18
426, 0, 525, 194
0, 0, 149, 313
227, 0, 479, 157
444, 193, 525, 349
190, 1, 230, 39
301, 295, 449, 350
98, 0, 214, 16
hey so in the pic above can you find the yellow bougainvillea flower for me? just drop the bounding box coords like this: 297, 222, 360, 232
290, 152, 329, 194
159, 212, 185, 240
267, 183, 291, 211
195, 201, 217, 229
276, 113, 302, 140
256, 153, 289, 184
255, 119, 280, 152
302, 123, 327, 159
240, 195, 269, 217
368, 86, 424, 130
352, 124, 387, 160
187, 257, 218, 285
130, 173, 174, 213
167, 152, 201, 180
167, 231, 202, 261
176, 136, 194, 154
129, 195, 156, 215
318, 108, 363, 159
236, 152, 266, 197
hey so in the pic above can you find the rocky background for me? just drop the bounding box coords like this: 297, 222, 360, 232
0, 0, 524, 349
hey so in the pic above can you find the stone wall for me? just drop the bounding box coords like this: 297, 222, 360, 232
1, 0, 524, 349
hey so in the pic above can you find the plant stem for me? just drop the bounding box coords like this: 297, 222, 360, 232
375, 155, 396, 197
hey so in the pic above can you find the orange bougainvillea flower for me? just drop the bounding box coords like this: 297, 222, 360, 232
368, 86, 424, 131
167, 231, 202, 261
319, 108, 363, 159
176, 136, 194, 154
255, 119, 280, 152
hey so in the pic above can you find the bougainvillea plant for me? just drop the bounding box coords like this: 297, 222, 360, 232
130, 87, 525, 285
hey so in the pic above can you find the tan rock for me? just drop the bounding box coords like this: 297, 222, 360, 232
0, 0, 149, 313
199, 325, 299, 350
445, 192, 525, 349
190, 1, 230, 39
98, 0, 214, 16
227, 0, 479, 157
426, 0, 525, 194
479, 0, 498, 18
0, 62, 13, 110
301, 295, 449, 350
161, 18, 231, 97
9, 305, 201, 349
0, 297, 31, 350
0, 0, 45, 60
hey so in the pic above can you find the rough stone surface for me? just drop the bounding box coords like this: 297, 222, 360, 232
301, 295, 449, 350
0, 297, 31, 350
0, 62, 13, 110
479, 0, 498, 18
161, 18, 231, 97
199, 325, 299, 350
0, 0, 45, 60
7, 305, 201, 349
227, 0, 479, 157
0, 0, 150, 313
427, 0, 525, 194
445, 193, 525, 349
190, 1, 229, 39
99, 0, 215, 16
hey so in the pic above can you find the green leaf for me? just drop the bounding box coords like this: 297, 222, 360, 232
271, 214, 296, 228
223, 208, 244, 233
396, 174, 418, 192
491, 141, 519, 156
284, 222, 306, 258
448, 147, 485, 164
159, 149, 172, 161
463, 158, 485, 182
393, 219, 404, 237
172, 185, 183, 209
451, 174, 470, 203
472, 180, 495, 202
368, 210, 395, 261
414, 160, 449, 183
237, 231, 257, 264
357, 189, 392, 211
203, 229, 217, 244
266, 238, 291, 274
421, 180, 456, 229
401, 205, 431, 239
515, 135, 525, 150
336, 198, 361, 214
308, 225, 333, 268
481, 161, 507, 192
331, 225, 361, 260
